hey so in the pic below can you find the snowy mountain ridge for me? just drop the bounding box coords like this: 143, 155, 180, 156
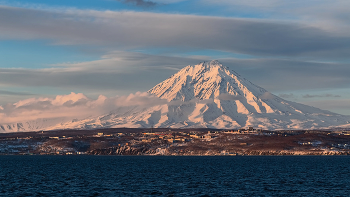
1, 60, 349, 132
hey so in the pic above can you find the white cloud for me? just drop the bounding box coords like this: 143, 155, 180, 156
0, 92, 168, 124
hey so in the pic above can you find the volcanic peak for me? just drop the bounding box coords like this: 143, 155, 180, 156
148, 60, 266, 102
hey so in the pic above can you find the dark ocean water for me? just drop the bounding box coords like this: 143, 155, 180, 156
0, 156, 350, 197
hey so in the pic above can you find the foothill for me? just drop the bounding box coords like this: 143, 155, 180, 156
1, 127, 350, 156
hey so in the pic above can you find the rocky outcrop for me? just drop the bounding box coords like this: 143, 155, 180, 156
88, 145, 156, 155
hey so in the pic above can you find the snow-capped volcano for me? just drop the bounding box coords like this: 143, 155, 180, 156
149, 60, 267, 102
1, 60, 349, 132
149, 60, 273, 112
145, 60, 349, 129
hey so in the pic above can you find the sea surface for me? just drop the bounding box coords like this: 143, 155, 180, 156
0, 156, 349, 196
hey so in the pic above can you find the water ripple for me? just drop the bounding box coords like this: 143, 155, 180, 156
0, 156, 349, 196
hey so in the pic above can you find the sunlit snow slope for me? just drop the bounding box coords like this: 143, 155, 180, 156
145, 60, 350, 129
1, 60, 349, 132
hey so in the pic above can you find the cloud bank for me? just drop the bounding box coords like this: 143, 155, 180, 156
0, 92, 168, 124
1, 51, 350, 96
0, 5, 350, 59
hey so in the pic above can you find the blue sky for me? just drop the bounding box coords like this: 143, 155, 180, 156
0, 0, 350, 115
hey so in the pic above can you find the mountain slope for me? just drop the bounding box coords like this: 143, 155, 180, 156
1, 60, 349, 132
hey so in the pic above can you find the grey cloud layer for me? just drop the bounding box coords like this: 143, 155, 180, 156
0, 52, 203, 94
302, 99, 350, 116
219, 58, 350, 92
278, 93, 295, 99
278, 93, 342, 100
302, 94, 341, 99
118, 0, 158, 7
0, 90, 35, 96
1, 6, 350, 59
1, 52, 350, 98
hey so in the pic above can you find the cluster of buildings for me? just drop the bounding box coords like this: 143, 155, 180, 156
3, 126, 349, 155
132, 127, 264, 144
